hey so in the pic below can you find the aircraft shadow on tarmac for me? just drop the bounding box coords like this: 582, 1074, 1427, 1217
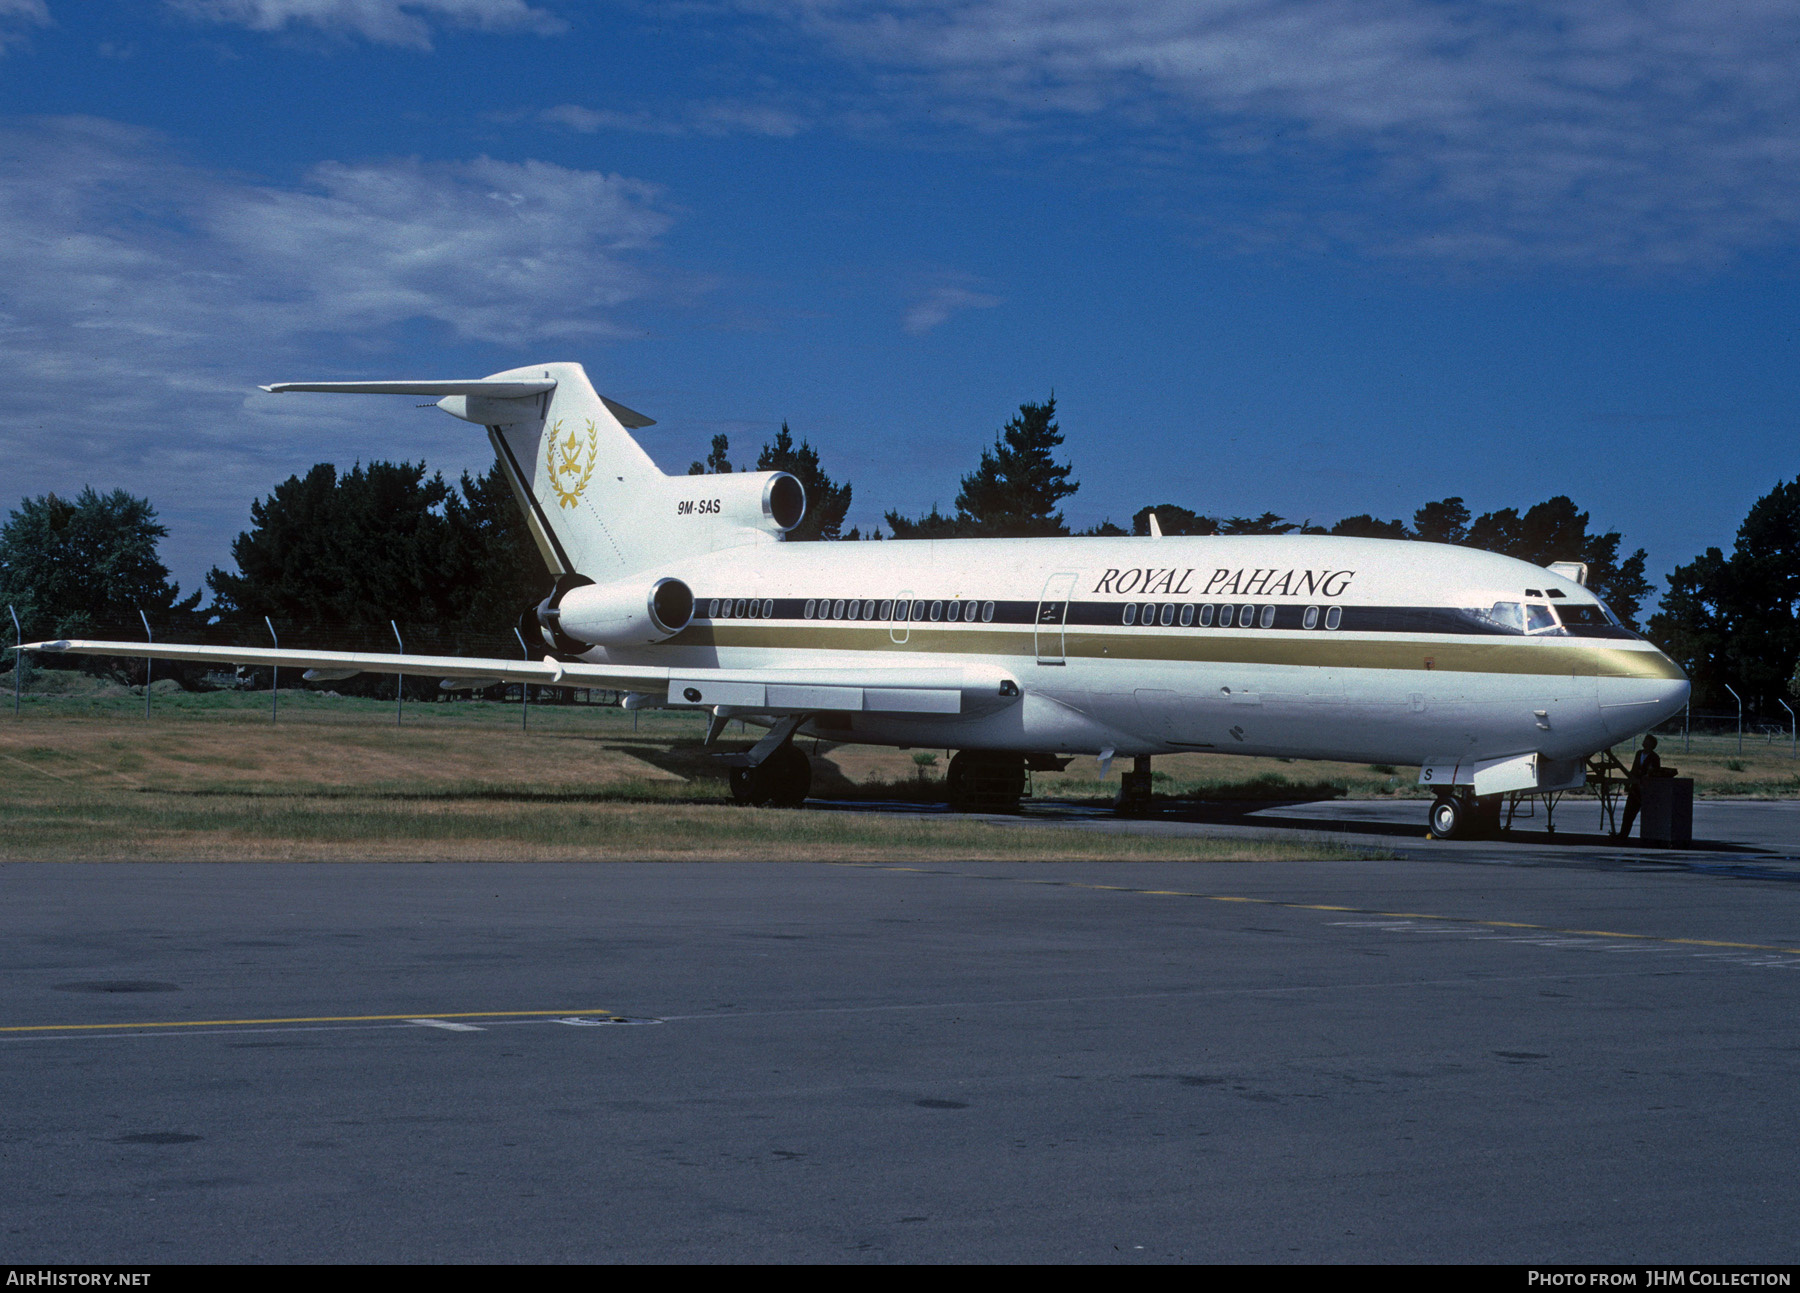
818, 792, 1769, 859
1162, 799, 1755, 853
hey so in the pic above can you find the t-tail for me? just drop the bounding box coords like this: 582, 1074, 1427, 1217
263, 362, 805, 583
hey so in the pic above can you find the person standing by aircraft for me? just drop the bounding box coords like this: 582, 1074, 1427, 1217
1615, 735, 1661, 839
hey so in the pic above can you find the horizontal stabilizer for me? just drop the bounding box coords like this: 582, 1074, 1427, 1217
599, 396, 656, 429
260, 379, 654, 427
261, 379, 557, 398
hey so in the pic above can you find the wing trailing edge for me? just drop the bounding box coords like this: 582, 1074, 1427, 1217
18, 640, 1015, 716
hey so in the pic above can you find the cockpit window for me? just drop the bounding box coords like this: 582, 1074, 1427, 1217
1558, 604, 1607, 629
1525, 603, 1559, 633
1485, 602, 1525, 632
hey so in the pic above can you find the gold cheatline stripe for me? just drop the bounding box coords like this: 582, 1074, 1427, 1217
673, 623, 1684, 680
0, 1008, 617, 1034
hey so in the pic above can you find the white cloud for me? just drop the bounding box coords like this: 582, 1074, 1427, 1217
0, 116, 670, 588
212, 155, 668, 343
0, 0, 49, 52
537, 100, 807, 139
737, 0, 1800, 266
902, 278, 1001, 334
167, 0, 564, 49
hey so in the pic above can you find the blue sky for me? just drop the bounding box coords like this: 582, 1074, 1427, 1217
2, 0, 1797, 604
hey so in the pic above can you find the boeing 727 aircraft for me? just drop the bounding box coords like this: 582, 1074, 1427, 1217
22, 362, 1690, 839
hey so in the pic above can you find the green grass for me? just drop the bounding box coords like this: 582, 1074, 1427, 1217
0, 695, 1384, 863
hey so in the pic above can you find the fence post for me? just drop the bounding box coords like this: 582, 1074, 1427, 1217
512, 626, 530, 732
1683, 699, 1690, 754
1782, 698, 1796, 760
9, 604, 20, 717
264, 616, 279, 722
390, 620, 404, 727
1724, 684, 1742, 756
138, 609, 152, 719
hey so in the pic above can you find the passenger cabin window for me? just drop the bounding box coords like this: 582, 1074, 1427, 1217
1199, 604, 1215, 627
1179, 604, 1194, 626
982, 601, 995, 622
763, 599, 775, 618
1218, 605, 1234, 627
1238, 603, 1254, 626
1303, 605, 1319, 629
1324, 606, 1342, 630
1122, 604, 1137, 625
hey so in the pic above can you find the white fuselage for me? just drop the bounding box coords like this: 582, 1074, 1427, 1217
583, 533, 1689, 769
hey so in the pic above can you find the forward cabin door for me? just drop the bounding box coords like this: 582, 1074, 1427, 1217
1035, 572, 1079, 665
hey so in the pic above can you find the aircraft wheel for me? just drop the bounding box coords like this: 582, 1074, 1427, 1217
729, 764, 771, 806
946, 751, 1025, 813
945, 752, 969, 809
766, 745, 812, 808
1427, 793, 1466, 840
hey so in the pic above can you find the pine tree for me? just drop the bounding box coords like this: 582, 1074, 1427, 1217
688, 434, 735, 476
1650, 477, 1800, 711
953, 397, 1077, 537
887, 396, 1078, 539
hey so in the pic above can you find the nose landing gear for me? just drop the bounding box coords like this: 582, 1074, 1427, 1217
1426, 789, 1504, 840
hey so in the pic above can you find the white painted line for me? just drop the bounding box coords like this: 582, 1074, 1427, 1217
408, 1018, 485, 1032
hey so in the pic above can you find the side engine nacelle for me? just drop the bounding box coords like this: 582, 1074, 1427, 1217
666, 471, 805, 537
541, 575, 695, 650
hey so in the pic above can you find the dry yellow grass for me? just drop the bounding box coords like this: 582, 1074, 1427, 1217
0, 706, 1374, 863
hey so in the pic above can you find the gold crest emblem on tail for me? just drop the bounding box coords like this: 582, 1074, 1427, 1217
545, 419, 598, 509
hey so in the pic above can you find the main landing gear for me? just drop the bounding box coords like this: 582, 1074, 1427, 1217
729, 743, 812, 808
1426, 789, 1503, 840
945, 751, 1027, 813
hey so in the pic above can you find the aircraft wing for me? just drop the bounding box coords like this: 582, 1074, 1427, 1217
19, 640, 1015, 717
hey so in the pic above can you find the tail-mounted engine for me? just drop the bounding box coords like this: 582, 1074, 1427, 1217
667, 471, 806, 538
528, 573, 695, 652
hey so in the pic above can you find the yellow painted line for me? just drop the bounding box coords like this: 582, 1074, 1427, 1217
0, 1008, 618, 1035
842, 863, 1800, 957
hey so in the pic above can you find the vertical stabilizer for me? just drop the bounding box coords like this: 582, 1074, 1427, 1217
459, 363, 667, 581
264, 362, 799, 582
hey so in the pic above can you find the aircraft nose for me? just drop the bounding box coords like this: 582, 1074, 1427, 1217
1598, 671, 1690, 739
